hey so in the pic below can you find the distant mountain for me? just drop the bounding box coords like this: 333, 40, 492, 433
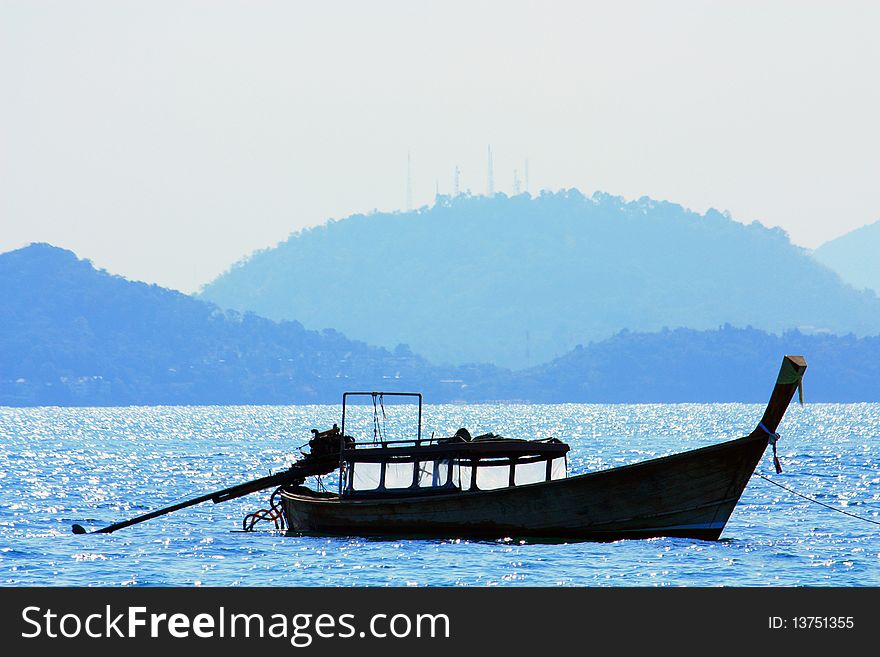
812, 219, 880, 294
200, 190, 880, 369
3, 243, 878, 406
0, 243, 499, 406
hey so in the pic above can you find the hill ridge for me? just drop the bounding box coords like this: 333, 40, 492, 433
201, 190, 880, 368
3, 242, 880, 404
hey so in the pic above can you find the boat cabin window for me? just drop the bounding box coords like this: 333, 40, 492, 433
550, 457, 566, 481
345, 454, 566, 494
475, 462, 510, 490
347, 459, 454, 493
384, 461, 414, 489
514, 459, 547, 486
416, 460, 450, 488
452, 462, 472, 491
351, 462, 382, 492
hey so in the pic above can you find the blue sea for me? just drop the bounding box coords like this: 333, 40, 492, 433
0, 403, 878, 586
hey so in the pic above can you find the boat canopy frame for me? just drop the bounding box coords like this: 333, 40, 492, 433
334, 391, 568, 496
340, 391, 423, 445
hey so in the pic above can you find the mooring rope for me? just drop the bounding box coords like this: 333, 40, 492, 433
379, 393, 387, 441
755, 472, 880, 528
371, 393, 383, 443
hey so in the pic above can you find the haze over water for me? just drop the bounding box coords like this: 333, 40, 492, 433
1, 403, 877, 586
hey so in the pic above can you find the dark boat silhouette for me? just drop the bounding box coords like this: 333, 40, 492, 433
275, 356, 806, 541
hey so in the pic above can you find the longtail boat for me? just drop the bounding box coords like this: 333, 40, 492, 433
73, 355, 806, 542
272, 355, 806, 541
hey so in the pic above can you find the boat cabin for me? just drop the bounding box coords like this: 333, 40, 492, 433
333, 392, 569, 497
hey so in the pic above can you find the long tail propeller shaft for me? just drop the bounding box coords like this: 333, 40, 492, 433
71, 453, 338, 535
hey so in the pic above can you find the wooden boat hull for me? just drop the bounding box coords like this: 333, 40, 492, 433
280, 432, 770, 541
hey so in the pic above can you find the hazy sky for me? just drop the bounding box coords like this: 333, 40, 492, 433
2, 1, 878, 292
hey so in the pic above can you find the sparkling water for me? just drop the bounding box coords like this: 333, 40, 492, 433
1, 403, 878, 586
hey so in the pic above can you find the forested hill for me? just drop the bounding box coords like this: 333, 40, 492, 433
200, 190, 880, 369
0, 243, 498, 405
512, 325, 880, 402
3, 243, 878, 406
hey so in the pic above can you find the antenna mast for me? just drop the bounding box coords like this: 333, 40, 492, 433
406, 152, 413, 211
487, 145, 494, 196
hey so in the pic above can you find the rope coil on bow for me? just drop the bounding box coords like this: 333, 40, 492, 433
758, 422, 783, 473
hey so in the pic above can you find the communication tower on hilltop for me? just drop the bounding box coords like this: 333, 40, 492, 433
406, 152, 413, 211
453, 165, 460, 196
486, 146, 494, 196
524, 158, 529, 194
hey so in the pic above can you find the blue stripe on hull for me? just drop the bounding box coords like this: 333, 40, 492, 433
622, 521, 727, 533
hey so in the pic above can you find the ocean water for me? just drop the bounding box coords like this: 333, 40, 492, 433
0, 402, 878, 587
